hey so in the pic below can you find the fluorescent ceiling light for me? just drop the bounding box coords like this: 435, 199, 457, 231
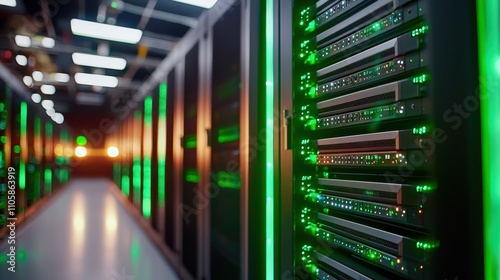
41, 100, 54, 110
52, 113, 64, 124
107, 146, 119, 157
32, 71, 43, 82
16, 55, 27, 66
75, 146, 87, 157
0, 0, 16, 7
72, 53, 127, 70
31, 93, 41, 103
41, 37, 55, 48
15, 35, 31, 47
173, 0, 217, 8
46, 108, 55, 117
70, 19, 143, 44
54, 73, 70, 83
23, 76, 33, 87
75, 73, 118, 88
41, 84, 56, 95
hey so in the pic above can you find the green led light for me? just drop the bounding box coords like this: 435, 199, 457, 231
412, 25, 429, 37
19, 161, 25, 190
306, 264, 319, 276
0, 136, 6, 144
365, 190, 376, 196
76, 135, 87, 146
143, 157, 151, 218
416, 185, 433, 193
217, 125, 240, 143
143, 97, 153, 218
306, 119, 317, 130
478, 1, 500, 279
265, 0, 274, 277
158, 83, 167, 206
20, 102, 27, 135
305, 53, 317, 65
305, 21, 316, 33
307, 87, 316, 98
413, 74, 428, 84
185, 135, 197, 149
416, 241, 439, 250
144, 96, 153, 126
216, 172, 241, 189
55, 156, 66, 165
185, 169, 200, 183
44, 167, 52, 195
308, 154, 317, 164
13, 145, 21, 153
133, 156, 141, 204
413, 126, 427, 135
121, 174, 130, 196
19, 102, 27, 190
111, 1, 118, 9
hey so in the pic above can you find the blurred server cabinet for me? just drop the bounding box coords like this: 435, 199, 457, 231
111, 0, 279, 279
0, 72, 73, 232
282, 0, 483, 279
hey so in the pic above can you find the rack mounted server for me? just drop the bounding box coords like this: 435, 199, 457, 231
292, 0, 437, 279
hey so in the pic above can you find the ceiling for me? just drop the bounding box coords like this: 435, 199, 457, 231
0, 0, 206, 130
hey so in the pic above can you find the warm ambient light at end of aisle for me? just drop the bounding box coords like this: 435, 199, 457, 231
75, 146, 87, 158
107, 146, 119, 158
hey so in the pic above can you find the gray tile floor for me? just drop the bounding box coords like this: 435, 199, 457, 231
0, 178, 179, 280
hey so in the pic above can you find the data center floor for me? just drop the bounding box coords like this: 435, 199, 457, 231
0, 178, 179, 280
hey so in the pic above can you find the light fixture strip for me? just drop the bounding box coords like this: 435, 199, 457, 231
74, 73, 119, 88
72, 53, 127, 70
172, 0, 217, 9
70, 19, 143, 44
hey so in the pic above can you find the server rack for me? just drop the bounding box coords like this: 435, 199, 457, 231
110, 0, 281, 279
0, 74, 73, 231
283, 0, 483, 279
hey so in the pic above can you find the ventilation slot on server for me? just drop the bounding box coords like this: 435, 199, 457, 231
316, 79, 422, 129
316, 252, 381, 280
324, 223, 399, 252
318, 130, 420, 153
315, 0, 376, 29
318, 91, 396, 116
318, 213, 402, 254
318, 34, 419, 82
314, 230, 425, 279
318, 178, 400, 204
318, 0, 397, 44
316, 40, 426, 97
320, 139, 396, 153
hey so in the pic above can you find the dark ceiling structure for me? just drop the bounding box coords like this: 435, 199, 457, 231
0, 0, 206, 131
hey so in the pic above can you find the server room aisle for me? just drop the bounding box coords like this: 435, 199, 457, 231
0, 178, 179, 280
